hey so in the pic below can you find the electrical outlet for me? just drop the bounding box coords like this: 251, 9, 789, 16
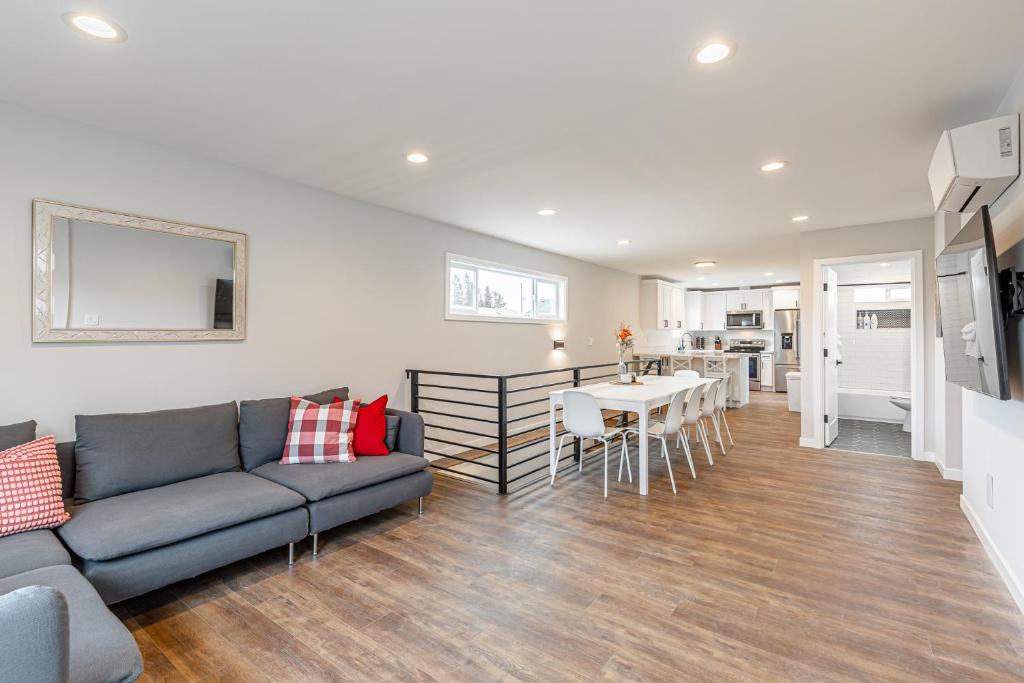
83, 314, 100, 327
986, 473, 995, 509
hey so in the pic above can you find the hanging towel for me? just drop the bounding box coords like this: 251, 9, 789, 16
834, 334, 843, 364
961, 321, 979, 359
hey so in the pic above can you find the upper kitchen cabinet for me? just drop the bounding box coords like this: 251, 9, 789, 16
639, 279, 685, 330
727, 290, 767, 311
685, 291, 704, 330
703, 292, 728, 330
772, 287, 800, 310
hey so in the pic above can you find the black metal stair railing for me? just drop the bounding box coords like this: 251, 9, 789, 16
405, 359, 662, 494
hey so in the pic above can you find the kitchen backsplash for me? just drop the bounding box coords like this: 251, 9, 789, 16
837, 288, 910, 392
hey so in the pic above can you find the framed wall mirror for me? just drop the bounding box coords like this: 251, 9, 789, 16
32, 199, 247, 342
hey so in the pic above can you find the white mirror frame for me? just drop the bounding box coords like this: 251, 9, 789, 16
32, 199, 247, 342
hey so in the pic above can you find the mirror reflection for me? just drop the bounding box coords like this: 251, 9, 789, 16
50, 217, 235, 330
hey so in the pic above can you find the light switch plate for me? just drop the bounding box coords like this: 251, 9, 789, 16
83, 314, 100, 326
986, 473, 995, 509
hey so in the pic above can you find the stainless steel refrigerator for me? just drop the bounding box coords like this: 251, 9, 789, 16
774, 309, 800, 392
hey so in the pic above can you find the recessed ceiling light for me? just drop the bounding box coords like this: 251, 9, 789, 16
617, 239, 631, 245
696, 277, 705, 281
712, 282, 720, 287
764, 272, 773, 277
694, 260, 717, 268
537, 208, 558, 216
63, 13, 126, 42
405, 152, 429, 164
695, 41, 734, 65
879, 262, 890, 267
775, 279, 783, 284
760, 161, 787, 173
792, 215, 810, 222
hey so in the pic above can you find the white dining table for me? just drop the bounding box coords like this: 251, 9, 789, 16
548, 375, 714, 495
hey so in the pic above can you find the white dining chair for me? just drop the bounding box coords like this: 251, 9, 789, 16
623, 389, 693, 493
673, 370, 701, 380
700, 378, 727, 455
550, 390, 630, 498
678, 382, 714, 467
712, 375, 734, 447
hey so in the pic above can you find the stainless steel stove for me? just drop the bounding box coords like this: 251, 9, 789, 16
728, 339, 766, 390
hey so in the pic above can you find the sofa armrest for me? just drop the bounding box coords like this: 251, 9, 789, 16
385, 408, 424, 457
0, 585, 70, 683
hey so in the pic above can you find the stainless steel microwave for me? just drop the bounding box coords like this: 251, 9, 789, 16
726, 310, 763, 329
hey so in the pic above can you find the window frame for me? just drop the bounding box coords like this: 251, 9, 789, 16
444, 253, 568, 324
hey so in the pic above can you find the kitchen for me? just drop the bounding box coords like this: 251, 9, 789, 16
634, 279, 801, 407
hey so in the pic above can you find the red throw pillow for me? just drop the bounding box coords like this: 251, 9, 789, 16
350, 394, 390, 456
1, 436, 70, 537
280, 396, 360, 464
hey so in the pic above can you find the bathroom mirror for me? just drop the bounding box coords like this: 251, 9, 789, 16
32, 199, 247, 342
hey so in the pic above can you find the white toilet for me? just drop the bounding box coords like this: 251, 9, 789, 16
889, 396, 911, 432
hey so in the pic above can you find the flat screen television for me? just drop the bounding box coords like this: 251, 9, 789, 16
936, 206, 1010, 399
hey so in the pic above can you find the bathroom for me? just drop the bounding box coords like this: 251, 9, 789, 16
828, 260, 913, 457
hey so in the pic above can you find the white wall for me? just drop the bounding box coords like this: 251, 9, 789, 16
836, 287, 911, 393
798, 217, 936, 453
0, 101, 639, 441
958, 62, 1024, 613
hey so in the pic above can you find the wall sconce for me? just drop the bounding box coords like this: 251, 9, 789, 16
553, 339, 565, 350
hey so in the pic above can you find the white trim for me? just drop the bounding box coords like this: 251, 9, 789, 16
808, 250, 925, 460
960, 494, 1024, 615
444, 252, 568, 324
799, 437, 817, 448
933, 457, 963, 481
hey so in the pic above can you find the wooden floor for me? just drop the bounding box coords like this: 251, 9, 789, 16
118, 392, 1024, 682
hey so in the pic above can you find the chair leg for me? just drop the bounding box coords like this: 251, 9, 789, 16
623, 435, 632, 483
697, 421, 714, 466
711, 414, 726, 455
679, 432, 697, 479
312, 533, 319, 557
603, 440, 609, 498
661, 438, 677, 495
551, 434, 568, 486
579, 437, 586, 474
721, 411, 735, 446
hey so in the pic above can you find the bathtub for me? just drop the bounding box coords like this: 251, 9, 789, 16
837, 388, 909, 423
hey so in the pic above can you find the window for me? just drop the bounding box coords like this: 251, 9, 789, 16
853, 285, 911, 303
445, 253, 568, 323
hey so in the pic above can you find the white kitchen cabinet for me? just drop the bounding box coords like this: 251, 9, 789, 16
685, 291, 704, 330
726, 290, 767, 311
772, 287, 800, 310
725, 291, 745, 311
703, 292, 728, 331
760, 353, 774, 389
640, 280, 685, 330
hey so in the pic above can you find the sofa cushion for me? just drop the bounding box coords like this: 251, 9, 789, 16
74, 401, 240, 503
57, 472, 305, 561
0, 420, 36, 450
384, 415, 400, 451
238, 387, 349, 471
1, 436, 70, 538
0, 530, 71, 580
0, 585, 70, 683
252, 452, 428, 502
0, 564, 142, 683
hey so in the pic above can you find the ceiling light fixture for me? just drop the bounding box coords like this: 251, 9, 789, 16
63, 12, 126, 42
696, 277, 705, 281
405, 152, 429, 164
695, 41, 734, 65
791, 215, 809, 222
760, 161, 787, 173
617, 239, 631, 245
879, 262, 890, 267
775, 279, 783, 284
537, 208, 558, 216
764, 272, 773, 277
694, 260, 717, 268
712, 282, 720, 287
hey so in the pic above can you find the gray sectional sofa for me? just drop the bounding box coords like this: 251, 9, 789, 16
0, 389, 431, 682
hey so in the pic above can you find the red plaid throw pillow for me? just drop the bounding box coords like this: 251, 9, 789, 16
1, 436, 70, 537
280, 396, 361, 464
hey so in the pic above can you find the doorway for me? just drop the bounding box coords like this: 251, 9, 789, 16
812, 252, 925, 460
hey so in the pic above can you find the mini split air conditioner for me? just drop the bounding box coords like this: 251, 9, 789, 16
928, 113, 1020, 213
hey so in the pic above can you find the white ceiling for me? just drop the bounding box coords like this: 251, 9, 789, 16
2, 1, 1024, 287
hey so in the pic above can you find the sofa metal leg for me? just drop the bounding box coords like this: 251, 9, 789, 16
312, 533, 319, 557
287, 542, 296, 566
418, 497, 424, 516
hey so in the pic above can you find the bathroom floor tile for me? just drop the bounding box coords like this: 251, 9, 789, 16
829, 418, 911, 458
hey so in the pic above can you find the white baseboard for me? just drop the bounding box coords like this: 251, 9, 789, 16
933, 457, 963, 481
916, 450, 936, 463
799, 437, 817, 448
960, 494, 1024, 616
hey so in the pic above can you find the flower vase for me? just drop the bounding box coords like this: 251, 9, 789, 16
617, 348, 629, 383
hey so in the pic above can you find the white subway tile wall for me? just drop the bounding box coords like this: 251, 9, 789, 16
837, 287, 911, 392
937, 269, 980, 387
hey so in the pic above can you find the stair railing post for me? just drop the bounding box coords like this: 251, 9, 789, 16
408, 370, 420, 414
497, 376, 508, 495
572, 367, 582, 464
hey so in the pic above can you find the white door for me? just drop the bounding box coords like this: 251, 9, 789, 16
823, 267, 840, 446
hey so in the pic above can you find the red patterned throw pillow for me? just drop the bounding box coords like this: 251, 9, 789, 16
0, 436, 70, 537
280, 396, 361, 464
